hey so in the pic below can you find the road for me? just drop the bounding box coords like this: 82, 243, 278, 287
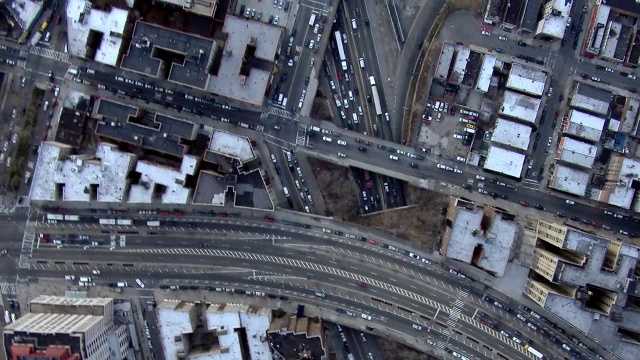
28, 214, 603, 359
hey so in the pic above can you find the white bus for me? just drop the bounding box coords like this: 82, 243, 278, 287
371, 85, 382, 116
308, 13, 316, 26
334, 31, 347, 70
116, 219, 133, 226
99, 218, 117, 225
147, 221, 160, 227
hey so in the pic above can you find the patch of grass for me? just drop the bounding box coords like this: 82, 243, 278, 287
8, 88, 44, 191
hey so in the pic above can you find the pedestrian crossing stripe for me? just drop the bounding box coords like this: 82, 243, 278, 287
29, 46, 70, 63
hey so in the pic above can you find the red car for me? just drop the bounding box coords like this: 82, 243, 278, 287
357, 281, 368, 288
519, 201, 530, 207
355, 8, 361, 16
337, 71, 343, 81
174, 211, 184, 216
264, 217, 275, 223
367, 239, 378, 245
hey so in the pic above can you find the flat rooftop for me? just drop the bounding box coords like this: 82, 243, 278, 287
608, 157, 640, 209
29, 142, 135, 203
476, 55, 496, 93
491, 118, 531, 151
5, 312, 103, 334
506, 63, 547, 96
435, 43, 456, 82
206, 15, 283, 105
499, 90, 541, 124
157, 0, 217, 17
521, 0, 543, 31
483, 145, 525, 178
535, 0, 571, 39
450, 47, 470, 85
566, 110, 605, 142
66, 0, 128, 66
95, 99, 197, 157
128, 157, 197, 204
558, 137, 598, 168
445, 204, 516, 277
208, 130, 254, 162
549, 164, 589, 196
571, 83, 611, 116
121, 21, 214, 89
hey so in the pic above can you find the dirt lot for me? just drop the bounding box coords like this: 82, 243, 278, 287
354, 184, 447, 251
310, 88, 335, 122
310, 159, 447, 251
308, 158, 360, 219
377, 337, 438, 360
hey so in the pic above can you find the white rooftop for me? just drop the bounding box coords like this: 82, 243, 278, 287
445, 203, 517, 277
209, 131, 255, 162
570, 84, 610, 116
608, 157, 640, 210
476, 55, 496, 93
5, 312, 103, 334
566, 110, 605, 142
589, 5, 610, 53
558, 137, 598, 168
450, 47, 470, 84
128, 156, 198, 204
506, 63, 547, 97
602, 21, 622, 60
483, 145, 525, 178
157, 301, 270, 360
206, 16, 283, 105
550, 164, 590, 196
534, 0, 572, 39
491, 118, 532, 151
29, 142, 135, 202
10, 0, 42, 29
67, 0, 128, 66
435, 43, 456, 81
499, 90, 541, 124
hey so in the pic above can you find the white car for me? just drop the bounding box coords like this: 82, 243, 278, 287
308, 40, 315, 49
454, 168, 463, 174
304, 206, 310, 213
54, 87, 60, 97
437, 164, 445, 169
337, 140, 347, 146
591, 76, 601, 82
337, 152, 347, 158
498, 35, 507, 41
453, 134, 463, 139
475, 175, 485, 181
456, 156, 465, 162
313, 24, 320, 34
604, 68, 614, 73
43, 101, 49, 111
389, 155, 399, 161
274, 15, 279, 25
412, 324, 423, 330
628, 74, 637, 80
481, 30, 490, 36
330, 81, 336, 89
566, 199, 575, 205
287, 59, 293, 67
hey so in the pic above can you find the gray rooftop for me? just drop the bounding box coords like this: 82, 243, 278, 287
95, 99, 196, 157
445, 202, 517, 277
435, 43, 455, 82
121, 21, 214, 89
520, 0, 542, 31
205, 15, 283, 105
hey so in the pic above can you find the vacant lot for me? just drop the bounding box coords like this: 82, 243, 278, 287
308, 158, 360, 219
310, 159, 447, 251
377, 336, 438, 360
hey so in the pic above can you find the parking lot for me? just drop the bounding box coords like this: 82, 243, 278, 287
235, 0, 294, 27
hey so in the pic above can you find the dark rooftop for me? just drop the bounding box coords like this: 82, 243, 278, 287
614, 24, 633, 61
95, 99, 196, 157
504, 0, 525, 25
521, 0, 542, 31
267, 331, 324, 360
121, 21, 214, 89
576, 83, 613, 102
606, 0, 640, 16
55, 108, 86, 148
487, 0, 507, 21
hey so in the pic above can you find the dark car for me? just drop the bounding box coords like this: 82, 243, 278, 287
627, 87, 637, 93
556, 212, 566, 217
516, 40, 527, 47
410, 162, 418, 168
533, 203, 545, 210
358, 146, 367, 152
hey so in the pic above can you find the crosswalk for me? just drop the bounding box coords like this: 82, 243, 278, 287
18, 230, 35, 269
295, 124, 307, 146
268, 107, 296, 120
260, 112, 269, 121
521, 178, 540, 191
446, 299, 465, 327
0, 282, 16, 294
29, 46, 70, 63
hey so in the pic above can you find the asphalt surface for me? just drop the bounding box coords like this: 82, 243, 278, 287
30, 215, 604, 359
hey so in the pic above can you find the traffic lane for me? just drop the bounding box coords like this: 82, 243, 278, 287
28, 252, 533, 359
307, 129, 640, 232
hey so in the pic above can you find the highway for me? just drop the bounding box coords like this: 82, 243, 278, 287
30, 214, 604, 359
